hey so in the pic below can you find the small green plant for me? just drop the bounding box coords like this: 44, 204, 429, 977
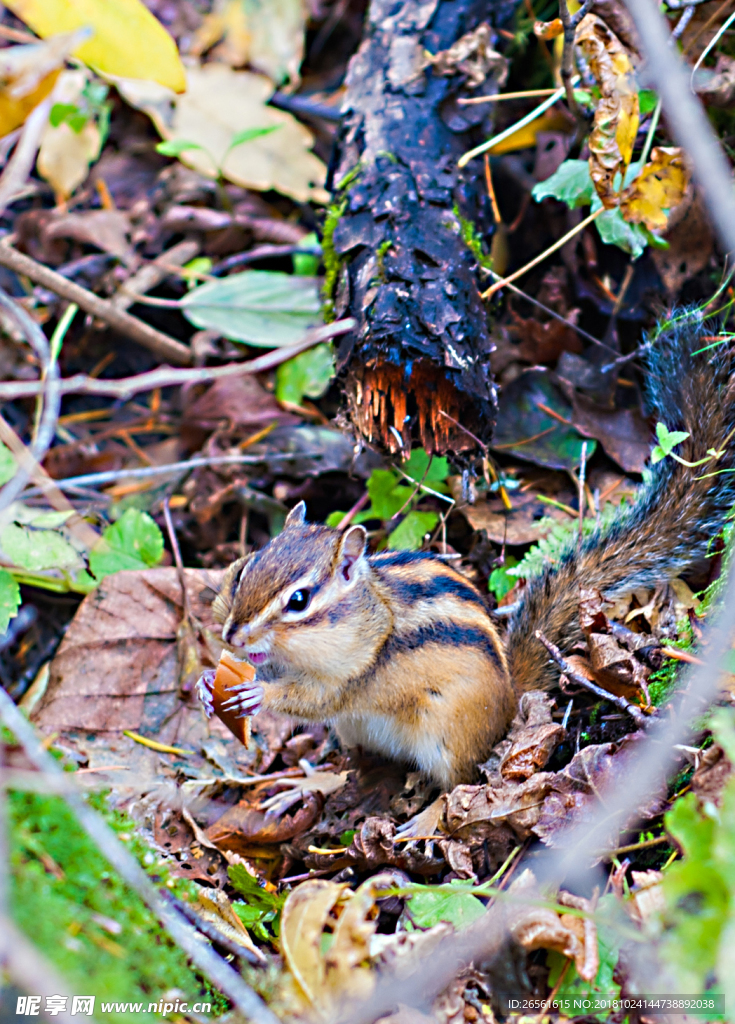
228, 864, 285, 942
50, 79, 112, 146
326, 449, 452, 551
156, 126, 279, 181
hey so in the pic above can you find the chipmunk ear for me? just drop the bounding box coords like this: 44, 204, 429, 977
285, 501, 307, 528
337, 525, 367, 583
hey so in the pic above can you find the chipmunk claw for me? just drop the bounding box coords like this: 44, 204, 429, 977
195, 669, 217, 717
221, 681, 265, 718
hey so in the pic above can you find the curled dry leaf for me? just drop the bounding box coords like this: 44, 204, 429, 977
423, 23, 507, 89
507, 870, 599, 981
281, 875, 397, 1009
578, 587, 657, 696
205, 790, 325, 853
690, 744, 733, 808
575, 14, 639, 209
500, 692, 566, 782
619, 147, 689, 231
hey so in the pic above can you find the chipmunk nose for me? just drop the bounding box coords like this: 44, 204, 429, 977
223, 620, 250, 646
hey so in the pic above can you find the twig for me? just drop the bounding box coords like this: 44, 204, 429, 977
458, 83, 575, 167
0, 288, 61, 512
558, 0, 595, 138
110, 239, 200, 312
163, 498, 191, 622
534, 630, 650, 728
482, 207, 605, 298
622, 0, 735, 257
458, 88, 559, 104
0, 688, 282, 1024
0, 318, 356, 402
20, 452, 314, 498
0, 242, 193, 366
577, 440, 587, 559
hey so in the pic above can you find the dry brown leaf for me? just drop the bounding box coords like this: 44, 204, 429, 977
325, 877, 393, 1000
620, 147, 689, 231
691, 744, 733, 808
506, 870, 599, 981
575, 14, 639, 208
423, 23, 507, 89
205, 790, 325, 851
43, 209, 134, 262
652, 188, 714, 297
534, 732, 664, 850
37, 70, 102, 200
500, 692, 566, 782
571, 394, 652, 474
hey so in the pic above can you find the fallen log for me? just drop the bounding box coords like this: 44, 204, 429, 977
328, 0, 519, 455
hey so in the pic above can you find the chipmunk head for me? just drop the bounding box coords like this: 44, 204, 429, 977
214, 502, 372, 675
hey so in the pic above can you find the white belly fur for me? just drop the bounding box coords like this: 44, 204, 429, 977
334, 713, 450, 779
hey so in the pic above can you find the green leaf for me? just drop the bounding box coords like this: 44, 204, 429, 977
325, 510, 346, 528
155, 139, 206, 157
595, 206, 649, 258
340, 829, 357, 846
49, 103, 79, 129
388, 509, 439, 550
0, 568, 20, 634
0, 522, 81, 572
402, 448, 449, 484
407, 883, 486, 930
367, 469, 413, 521
655, 421, 691, 456
0, 441, 16, 486
275, 343, 334, 405
227, 126, 279, 150
531, 159, 596, 209
488, 557, 518, 601
639, 89, 658, 114
89, 509, 164, 579
292, 232, 321, 277
229, 863, 284, 911
181, 270, 322, 347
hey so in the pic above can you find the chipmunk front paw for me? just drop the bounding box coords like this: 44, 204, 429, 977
221, 680, 265, 718
195, 669, 217, 717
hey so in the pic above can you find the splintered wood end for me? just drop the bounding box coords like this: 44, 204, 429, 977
346, 359, 487, 455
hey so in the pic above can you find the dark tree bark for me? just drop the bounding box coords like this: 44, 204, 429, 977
328, 0, 519, 456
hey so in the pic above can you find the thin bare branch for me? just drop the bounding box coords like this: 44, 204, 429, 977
0, 318, 356, 402
0, 99, 51, 215
0, 288, 61, 512
0, 242, 193, 365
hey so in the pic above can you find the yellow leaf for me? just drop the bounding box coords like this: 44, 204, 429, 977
36, 70, 102, 200
575, 13, 639, 208
0, 30, 86, 136
5, 0, 186, 93
620, 147, 689, 231
487, 109, 572, 155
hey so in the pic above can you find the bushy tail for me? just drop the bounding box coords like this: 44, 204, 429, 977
506, 310, 735, 692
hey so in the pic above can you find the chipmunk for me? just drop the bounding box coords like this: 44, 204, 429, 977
199, 313, 735, 790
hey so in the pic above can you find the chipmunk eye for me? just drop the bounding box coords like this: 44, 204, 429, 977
286, 589, 310, 613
